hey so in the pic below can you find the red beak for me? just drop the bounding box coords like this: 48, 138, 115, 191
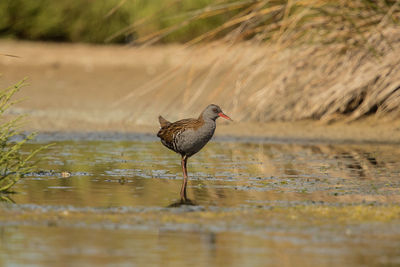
218, 112, 232, 121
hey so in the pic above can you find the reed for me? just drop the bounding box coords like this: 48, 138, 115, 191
1, 0, 399, 48
113, 0, 400, 122
122, 0, 399, 49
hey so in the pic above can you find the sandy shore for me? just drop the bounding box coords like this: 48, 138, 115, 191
0, 40, 399, 143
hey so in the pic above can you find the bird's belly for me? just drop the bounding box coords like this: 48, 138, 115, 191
176, 127, 215, 156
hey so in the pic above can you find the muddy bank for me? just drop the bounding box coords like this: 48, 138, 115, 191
0, 40, 400, 143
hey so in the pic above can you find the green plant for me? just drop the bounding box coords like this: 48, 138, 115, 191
0, 79, 50, 193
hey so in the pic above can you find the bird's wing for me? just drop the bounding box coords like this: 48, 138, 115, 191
157, 118, 203, 150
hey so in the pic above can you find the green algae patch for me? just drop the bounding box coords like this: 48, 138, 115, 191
1, 204, 399, 231
270, 205, 400, 224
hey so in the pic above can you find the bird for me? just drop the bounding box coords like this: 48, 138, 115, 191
157, 104, 232, 202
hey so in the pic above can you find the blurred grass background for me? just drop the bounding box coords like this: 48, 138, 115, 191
1, 0, 400, 122
0, 0, 398, 48
0, 0, 236, 44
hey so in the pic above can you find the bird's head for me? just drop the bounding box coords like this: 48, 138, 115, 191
201, 104, 232, 121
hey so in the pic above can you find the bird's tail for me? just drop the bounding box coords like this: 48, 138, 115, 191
158, 115, 171, 127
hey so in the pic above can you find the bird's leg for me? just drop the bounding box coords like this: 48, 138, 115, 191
180, 155, 188, 202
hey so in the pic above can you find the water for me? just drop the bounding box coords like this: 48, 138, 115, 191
1, 135, 400, 266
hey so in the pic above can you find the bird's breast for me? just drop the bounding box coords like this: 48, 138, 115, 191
176, 121, 216, 156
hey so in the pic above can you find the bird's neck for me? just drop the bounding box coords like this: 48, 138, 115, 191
198, 113, 215, 123
195, 115, 216, 136
198, 112, 205, 121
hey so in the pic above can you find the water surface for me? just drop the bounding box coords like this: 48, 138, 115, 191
1, 135, 399, 266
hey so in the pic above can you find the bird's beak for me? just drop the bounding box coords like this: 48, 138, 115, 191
218, 112, 233, 121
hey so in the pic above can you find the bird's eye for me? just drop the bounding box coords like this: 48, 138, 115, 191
213, 108, 218, 113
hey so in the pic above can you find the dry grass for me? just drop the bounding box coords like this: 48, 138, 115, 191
110, 0, 400, 122
128, 0, 399, 48
112, 28, 400, 123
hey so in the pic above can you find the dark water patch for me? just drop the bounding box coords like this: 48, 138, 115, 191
15, 131, 400, 145
34, 131, 157, 142
214, 135, 400, 146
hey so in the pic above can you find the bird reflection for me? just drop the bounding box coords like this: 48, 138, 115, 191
167, 197, 197, 207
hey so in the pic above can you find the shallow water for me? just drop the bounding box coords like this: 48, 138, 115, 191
1, 135, 400, 266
